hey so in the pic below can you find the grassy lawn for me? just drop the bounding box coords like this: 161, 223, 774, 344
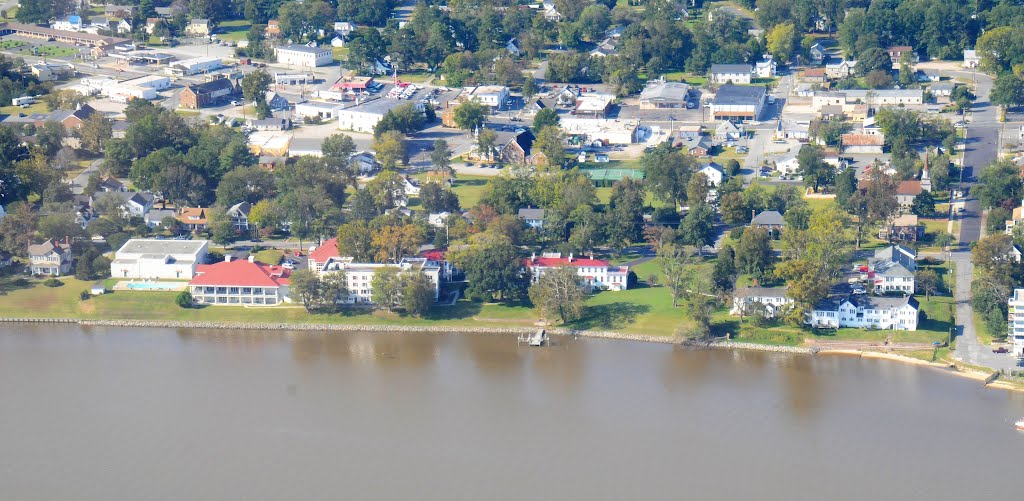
660, 72, 707, 85
411, 173, 490, 208
803, 196, 835, 212
217, 19, 251, 42
0, 101, 47, 116
253, 249, 285, 265
332, 46, 349, 62
0, 273, 687, 335
34, 45, 77, 57
398, 71, 434, 83
973, 311, 1002, 345
0, 40, 26, 49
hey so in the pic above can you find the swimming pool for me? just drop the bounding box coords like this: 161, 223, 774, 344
117, 282, 187, 292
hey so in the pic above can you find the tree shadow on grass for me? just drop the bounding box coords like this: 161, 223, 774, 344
569, 302, 650, 331
424, 300, 483, 321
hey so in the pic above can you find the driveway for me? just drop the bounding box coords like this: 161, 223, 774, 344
69, 159, 104, 195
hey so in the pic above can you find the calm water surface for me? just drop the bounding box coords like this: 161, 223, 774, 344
0, 324, 1021, 500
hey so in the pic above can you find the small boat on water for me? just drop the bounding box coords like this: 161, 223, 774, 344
1015, 419, 1024, 431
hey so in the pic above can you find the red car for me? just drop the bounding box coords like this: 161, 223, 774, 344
993, 347, 1009, 354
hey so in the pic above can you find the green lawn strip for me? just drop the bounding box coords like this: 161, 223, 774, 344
254, 249, 285, 264
217, 19, 251, 42
411, 173, 490, 208
0, 101, 47, 116
973, 310, 995, 345
803, 196, 835, 213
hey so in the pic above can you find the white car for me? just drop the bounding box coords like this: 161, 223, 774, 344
281, 261, 296, 270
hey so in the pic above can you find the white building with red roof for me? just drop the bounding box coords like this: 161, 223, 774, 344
524, 253, 629, 291
188, 255, 291, 306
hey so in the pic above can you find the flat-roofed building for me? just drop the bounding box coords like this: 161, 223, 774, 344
110, 238, 210, 279
710, 84, 766, 122
639, 81, 691, 109
275, 44, 333, 68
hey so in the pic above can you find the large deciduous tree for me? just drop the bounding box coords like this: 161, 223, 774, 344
528, 265, 587, 323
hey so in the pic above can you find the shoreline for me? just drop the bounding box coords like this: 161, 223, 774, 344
3, 317, 1019, 391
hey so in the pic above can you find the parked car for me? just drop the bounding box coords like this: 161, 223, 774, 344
736, 146, 749, 153
994, 347, 1009, 354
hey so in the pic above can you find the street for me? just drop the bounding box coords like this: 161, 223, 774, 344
942, 69, 1010, 369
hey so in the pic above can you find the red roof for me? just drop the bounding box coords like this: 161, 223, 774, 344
308, 237, 339, 263
524, 257, 610, 268
189, 259, 290, 287
897, 180, 923, 196
419, 249, 446, 261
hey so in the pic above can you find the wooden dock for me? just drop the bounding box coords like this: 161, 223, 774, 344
518, 329, 548, 347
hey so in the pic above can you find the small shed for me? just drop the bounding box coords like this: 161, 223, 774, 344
90, 283, 106, 295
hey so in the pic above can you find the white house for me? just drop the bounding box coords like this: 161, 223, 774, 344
1008, 289, 1024, 357
307, 238, 444, 304
110, 239, 210, 279
698, 163, 725, 186
518, 208, 545, 230
809, 43, 827, 64
337, 98, 420, 133
52, 15, 83, 31
91, 191, 155, 217
964, 49, 981, 69
461, 85, 510, 109
753, 56, 777, 78
866, 245, 917, 294
403, 176, 421, 196
226, 202, 252, 231
28, 239, 72, 276
825, 60, 857, 79
524, 253, 630, 291
714, 120, 742, 141
730, 286, 793, 318
275, 45, 333, 68
428, 212, 451, 228
188, 256, 291, 306
350, 151, 379, 174
334, 21, 356, 37
776, 154, 800, 175
709, 64, 752, 84
809, 295, 919, 331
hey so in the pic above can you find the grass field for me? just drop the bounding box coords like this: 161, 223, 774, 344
0, 101, 46, 116
0, 40, 26, 49
332, 46, 349, 62
34, 45, 77, 57
217, 19, 251, 42
0, 272, 693, 337
411, 173, 490, 208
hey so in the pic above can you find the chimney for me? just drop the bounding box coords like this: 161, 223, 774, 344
225, 254, 233, 262
568, 253, 574, 262
248, 255, 256, 263
64, 236, 69, 246
531, 252, 536, 262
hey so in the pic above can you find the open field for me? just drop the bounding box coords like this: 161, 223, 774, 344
217, 20, 251, 42
0, 101, 47, 116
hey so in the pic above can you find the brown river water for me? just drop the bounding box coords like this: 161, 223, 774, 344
0, 324, 1021, 500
